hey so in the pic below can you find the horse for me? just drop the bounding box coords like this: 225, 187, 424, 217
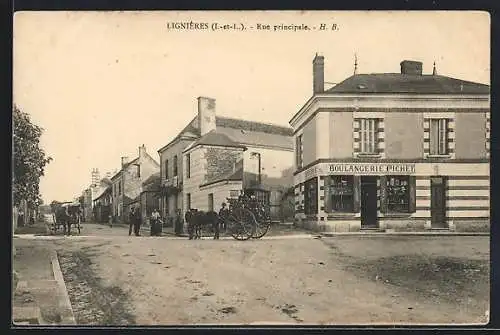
53, 204, 81, 235
185, 209, 220, 240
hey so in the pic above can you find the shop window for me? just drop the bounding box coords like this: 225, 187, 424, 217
360, 119, 379, 154
296, 135, 303, 168
386, 176, 409, 212
381, 176, 416, 213
429, 119, 448, 155
325, 176, 354, 213
304, 177, 318, 215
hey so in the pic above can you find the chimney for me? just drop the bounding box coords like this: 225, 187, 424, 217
400, 60, 423, 75
313, 53, 325, 94
139, 144, 146, 158
121, 156, 129, 167
197, 97, 217, 136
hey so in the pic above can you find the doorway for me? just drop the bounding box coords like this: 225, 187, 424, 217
431, 176, 447, 228
361, 176, 378, 228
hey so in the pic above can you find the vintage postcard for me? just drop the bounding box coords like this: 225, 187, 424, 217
12, 10, 490, 326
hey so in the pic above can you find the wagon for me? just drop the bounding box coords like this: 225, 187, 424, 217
50, 202, 83, 235
221, 194, 271, 240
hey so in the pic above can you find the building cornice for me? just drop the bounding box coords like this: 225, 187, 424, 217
289, 93, 490, 130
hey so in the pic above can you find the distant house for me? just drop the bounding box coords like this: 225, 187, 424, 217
111, 145, 160, 223
92, 178, 113, 223
139, 172, 161, 225
157, 96, 295, 231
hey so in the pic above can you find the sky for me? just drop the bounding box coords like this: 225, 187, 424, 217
13, 11, 490, 204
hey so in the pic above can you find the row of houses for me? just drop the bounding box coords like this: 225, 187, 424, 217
79, 54, 490, 233
79, 99, 297, 231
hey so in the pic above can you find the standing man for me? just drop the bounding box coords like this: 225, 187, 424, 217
128, 207, 136, 236
133, 207, 142, 236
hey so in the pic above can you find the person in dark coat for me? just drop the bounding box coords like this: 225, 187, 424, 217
128, 207, 136, 236
133, 209, 142, 236
150, 209, 161, 236
219, 202, 229, 232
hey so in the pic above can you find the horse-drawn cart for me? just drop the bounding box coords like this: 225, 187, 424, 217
221, 194, 272, 240
50, 202, 83, 235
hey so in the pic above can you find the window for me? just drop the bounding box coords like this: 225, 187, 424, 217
296, 135, 303, 168
385, 176, 410, 212
173, 155, 178, 176
165, 159, 169, 179
208, 193, 214, 212
118, 182, 121, 195
136, 164, 141, 178
429, 119, 448, 155
325, 176, 354, 212
186, 154, 191, 179
186, 193, 191, 210
304, 177, 318, 215
359, 119, 378, 154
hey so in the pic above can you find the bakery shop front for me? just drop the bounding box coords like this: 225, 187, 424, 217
295, 162, 434, 232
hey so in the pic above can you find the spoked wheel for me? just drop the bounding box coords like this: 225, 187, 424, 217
228, 207, 255, 241
252, 213, 271, 239
76, 216, 81, 234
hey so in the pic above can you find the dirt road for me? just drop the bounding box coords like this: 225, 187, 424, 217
44, 228, 489, 325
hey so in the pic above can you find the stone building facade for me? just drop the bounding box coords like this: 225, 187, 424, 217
290, 55, 490, 232
158, 96, 295, 229
110, 145, 160, 223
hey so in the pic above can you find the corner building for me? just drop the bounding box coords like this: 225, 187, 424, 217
290, 55, 490, 232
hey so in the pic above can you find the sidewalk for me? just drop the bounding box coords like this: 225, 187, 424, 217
12, 239, 75, 326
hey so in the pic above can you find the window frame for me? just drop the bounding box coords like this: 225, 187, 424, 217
173, 155, 178, 177
186, 153, 191, 179
303, 177, 318, 215
165, 159, 169, 179
296, 134, 303, 168
325, 175, 355, 213
429, 118, 448, 156
359, 118, 378, 154
385, 175, 410, 213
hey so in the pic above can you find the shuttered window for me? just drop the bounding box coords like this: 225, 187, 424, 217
430, 119, 448, 155
165, 159, 169, 179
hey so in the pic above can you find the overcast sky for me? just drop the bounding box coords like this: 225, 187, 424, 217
13, 11, 490, 204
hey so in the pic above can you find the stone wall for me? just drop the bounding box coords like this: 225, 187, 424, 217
205, 147, 243, 184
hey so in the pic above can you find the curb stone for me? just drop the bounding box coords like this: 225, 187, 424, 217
50, 250, 76, 325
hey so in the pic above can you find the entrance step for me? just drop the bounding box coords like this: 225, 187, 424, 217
12, 306, 42, 325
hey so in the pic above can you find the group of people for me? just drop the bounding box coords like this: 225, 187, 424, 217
127, 207, 163, 237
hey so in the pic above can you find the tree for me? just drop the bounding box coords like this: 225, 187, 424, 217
12, 105, 52, 209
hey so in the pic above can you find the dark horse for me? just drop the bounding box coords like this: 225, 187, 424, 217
53, 204, 81, 235
185, 209, 220, 240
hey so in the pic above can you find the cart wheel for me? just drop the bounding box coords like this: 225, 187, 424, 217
229, 208, 255, 241
252, 219, 271, 239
